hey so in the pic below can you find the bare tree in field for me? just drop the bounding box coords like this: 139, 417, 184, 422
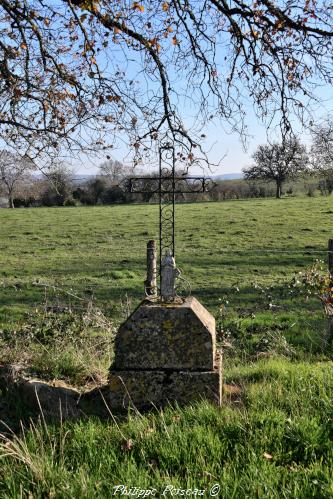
310, 117, 333, 195
0, 1, 332, 165
41, 163, 74, 206
99, 159, 133, 185
243, 138, 309, 198
0, 150, 35, 208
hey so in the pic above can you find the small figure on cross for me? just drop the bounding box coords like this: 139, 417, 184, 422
160, 250, 181, 302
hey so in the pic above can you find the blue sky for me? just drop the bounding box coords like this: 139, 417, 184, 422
66, 14, 333, 178
78, 89, 333, 177
73, 75, 333, 177
73, 22, 333, 177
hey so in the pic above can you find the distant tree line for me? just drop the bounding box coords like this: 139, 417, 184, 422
3, 170, 331, 208
0, 157, 279, 208
1, 117, 333, 207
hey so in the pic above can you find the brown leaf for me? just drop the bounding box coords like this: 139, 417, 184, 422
263, 452, 273, 460
132, 2, 144, 12
122, 438, 133, 452
106, 95, 120, 102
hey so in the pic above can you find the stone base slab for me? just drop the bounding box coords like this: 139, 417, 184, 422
0, 362, 222, 421
165, 370, 221, 406
81, 371, 164, 415
81, 365, 222, 413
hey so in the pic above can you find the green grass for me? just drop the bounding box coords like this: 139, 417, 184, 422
0, 196, 333, 496
0, 359, 332, 498
1, 196, 331, 365
0, 196, 331, 322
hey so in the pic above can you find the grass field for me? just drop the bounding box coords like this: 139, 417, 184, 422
0, 197, 333, 497
0, 196, 332, 320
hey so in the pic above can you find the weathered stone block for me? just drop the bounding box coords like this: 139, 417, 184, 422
164, 370, 221, 406
165, 354, 222, 406
113, 297, 216, 370
82, 366, 222, 412
81, 371, 165, 414
17, 379, 80, 419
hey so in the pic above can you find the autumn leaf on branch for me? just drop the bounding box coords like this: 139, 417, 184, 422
132, 2, 145, 12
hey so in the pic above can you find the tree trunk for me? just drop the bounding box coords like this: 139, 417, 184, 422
329, 319, 333, 344
8, 193, 14, 208
328, 239, 333, 343
276, 181, 282, 199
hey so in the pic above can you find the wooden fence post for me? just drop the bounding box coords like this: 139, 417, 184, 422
328, 239, 333, 342
329, 239, 333, 275
145, 240, 157, 296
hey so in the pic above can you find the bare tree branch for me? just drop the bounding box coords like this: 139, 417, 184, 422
0, 0, 331, 167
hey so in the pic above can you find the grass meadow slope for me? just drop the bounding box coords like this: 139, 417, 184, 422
0, 196, 333, 497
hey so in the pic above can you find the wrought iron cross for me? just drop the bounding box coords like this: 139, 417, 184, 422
127, 144, 208, 298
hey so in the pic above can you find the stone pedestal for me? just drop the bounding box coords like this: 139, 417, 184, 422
105, 297, 222, 410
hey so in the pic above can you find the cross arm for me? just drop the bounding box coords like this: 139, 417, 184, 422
126, 176, 210, 194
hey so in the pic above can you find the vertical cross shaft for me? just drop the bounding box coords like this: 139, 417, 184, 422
159, 145, 176, 270
126, 144, 209, 298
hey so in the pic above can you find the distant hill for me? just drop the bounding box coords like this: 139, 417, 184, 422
213, 173, 243, 180
72, 173, 245, 181
34, 172, 244, 182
